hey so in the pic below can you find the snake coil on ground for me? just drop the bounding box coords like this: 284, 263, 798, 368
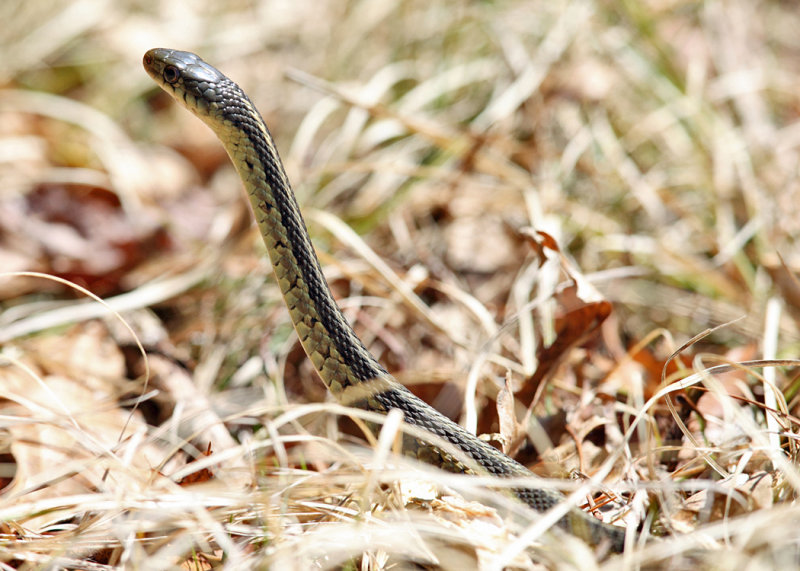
143, 48, 628, 552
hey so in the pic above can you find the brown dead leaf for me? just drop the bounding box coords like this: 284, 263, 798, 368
0, 183, 169, 299
0, 324, 164, 532
516, 230, 612, 407
178, 443, 215, 486
0, 245, 46, 298
674, 346, 760, 465
496, 371, 525, 456
746, 471, 775, 509
23, 321, 126, 384
677, 472, 771, 529
630, 345, 694, 400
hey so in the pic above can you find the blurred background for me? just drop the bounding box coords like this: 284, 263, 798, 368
2, 0, 799, 341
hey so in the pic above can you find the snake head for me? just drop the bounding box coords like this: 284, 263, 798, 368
143, 48, 230, 121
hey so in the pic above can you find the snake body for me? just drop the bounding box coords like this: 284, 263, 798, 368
143, 48, 626, 552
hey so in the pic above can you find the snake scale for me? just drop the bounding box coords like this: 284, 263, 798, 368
143, 48, 627, 552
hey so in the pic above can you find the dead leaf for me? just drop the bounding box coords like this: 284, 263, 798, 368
516, 229, 612, 407
677, 472, 770, 529
0, 184, 167, 298
496, 371, 524, 456
0, 324, 162, 532
178, 443, 215, 486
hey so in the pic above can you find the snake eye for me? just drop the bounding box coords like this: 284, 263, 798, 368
163, 65, 180, 84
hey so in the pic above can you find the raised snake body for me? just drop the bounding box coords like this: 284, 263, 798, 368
143, 48, 627, 552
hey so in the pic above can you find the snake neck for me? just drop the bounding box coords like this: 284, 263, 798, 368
211, 88, 392, 402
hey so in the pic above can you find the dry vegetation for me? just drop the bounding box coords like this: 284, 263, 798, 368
2, 0, 800, 568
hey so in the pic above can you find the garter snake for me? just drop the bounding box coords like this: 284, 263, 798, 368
143, 48, 627, 552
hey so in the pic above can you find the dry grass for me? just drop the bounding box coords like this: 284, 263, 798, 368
2, 0, 800, 569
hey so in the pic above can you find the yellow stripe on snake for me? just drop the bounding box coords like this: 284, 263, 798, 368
143, 48, 627, 552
